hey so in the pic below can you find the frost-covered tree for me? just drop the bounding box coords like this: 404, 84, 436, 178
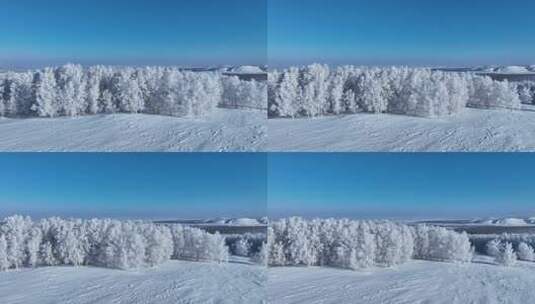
269, 218, 474, 270
0, 78, 6, 117
486, 239, 502, 257
117, 69, 145, 113
519, 86, 534, 104
25, 227, 42, 267
268, 64, 527, 118
31, 68, 58, 117
276, 67, 301, 117
496, 242, 517, 266
85, 66, 103, 114
170, 225, 228, 263
413, 225, 473, 263
0, 215, 231, 272
39, 241, 57, 266
252, 242, 268, 266
0, 235, 8, 271
517, 242, 534, 262
233, 238, 251, 257
0, 64, 259, 119
57, 64, 87, 116
99, 90, 116, 113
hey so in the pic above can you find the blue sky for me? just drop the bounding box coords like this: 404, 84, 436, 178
0, 153, 266, 219
268, 153, 535, 219
269, 0, 535, 67
0, 0, 266, 69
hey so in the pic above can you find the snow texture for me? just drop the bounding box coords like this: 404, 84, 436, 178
267, 106, 535, 152
0, 109, 266, 152
0, 258, 266, 304
268, 255, 535, 304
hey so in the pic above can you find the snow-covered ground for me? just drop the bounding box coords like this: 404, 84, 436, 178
0, 258, 266, 304
268, 107, 535, 152
0, 108, 266, 152
268, 256, 535, 304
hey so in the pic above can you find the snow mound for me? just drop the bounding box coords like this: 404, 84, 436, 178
495, 66, 531, 74
497, 218, 527, 225
229, 66, 265, 74
227, 218, 262, 226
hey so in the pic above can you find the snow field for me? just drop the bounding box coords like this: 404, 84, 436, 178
0, 109, 266, 152
0, 64, 266, 118
0, 259, 267, 304
267, 217, 472, 270
268, 256, 535, 304
267, 106, 535, 152
268, 64, 529, 118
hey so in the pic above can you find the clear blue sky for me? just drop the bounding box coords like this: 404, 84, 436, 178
269, 0, 535, 67
0, 153, 266, 219
0, 0, 266, 69
268, 153, 535, 220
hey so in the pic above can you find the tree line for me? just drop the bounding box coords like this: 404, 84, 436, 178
268, 64, 529, 118
0, 64, 266, 118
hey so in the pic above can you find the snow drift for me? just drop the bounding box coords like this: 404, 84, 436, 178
480, 218, 529, 226
0, 64, 266, 119
0, 215, 229, 271
267, 217, 473, 270
268, 64, 523, 118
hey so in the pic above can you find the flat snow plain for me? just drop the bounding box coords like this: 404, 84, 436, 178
0, 108, 266, 152
0, 258, 266, 304
268, 255, 535, 304
268, 106, 535, 152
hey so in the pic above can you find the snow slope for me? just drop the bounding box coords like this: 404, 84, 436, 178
495, 66, 531, 74
268, 256, 535, 304
229, 66, 266, 74
268, 107, 535, 152
0, 109, 266, 152
0, 259, 266, 304
480, 218, 529, 226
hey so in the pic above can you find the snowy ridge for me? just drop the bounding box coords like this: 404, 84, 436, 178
465, 217, 535, 226
228, 65, 266, 74
204, 217, 266, 226
469, 65, 535, 74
